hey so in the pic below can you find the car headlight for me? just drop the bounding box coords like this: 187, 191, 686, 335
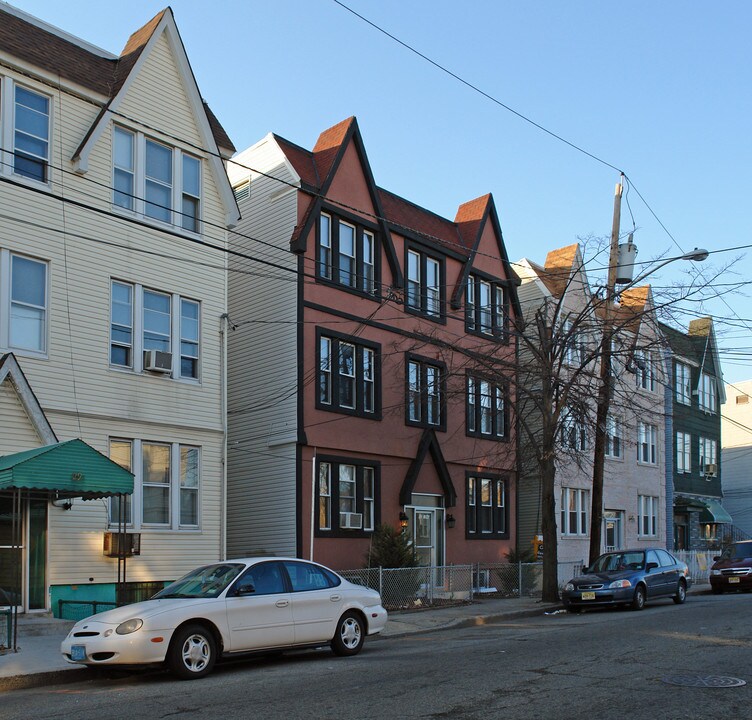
711, 569, 721, 576
564, 583, 575, 592
608, 579, 632, 589
116, 618, 143, 635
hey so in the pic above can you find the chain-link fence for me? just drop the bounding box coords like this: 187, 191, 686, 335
341, 561, 584, 610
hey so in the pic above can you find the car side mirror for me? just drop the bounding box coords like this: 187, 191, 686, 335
646, 562, 659, 572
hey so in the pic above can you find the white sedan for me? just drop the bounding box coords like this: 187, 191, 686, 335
61, 557, 387, 679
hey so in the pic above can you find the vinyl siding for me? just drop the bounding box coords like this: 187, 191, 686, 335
226, 140, 299, 557
1, 25, 230, 602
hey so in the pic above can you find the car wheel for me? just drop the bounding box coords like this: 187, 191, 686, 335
167, 624, 216, 680
631, 584, 646, 611
673, 579, 687, 604
331, 611, 365, 657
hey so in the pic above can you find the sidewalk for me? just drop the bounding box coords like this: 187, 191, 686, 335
0, 595, 561, 691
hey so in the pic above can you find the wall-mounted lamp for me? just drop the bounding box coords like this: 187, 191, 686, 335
446, 514, 456, 529
628, 514, 636, 523
399, 511, 408, 529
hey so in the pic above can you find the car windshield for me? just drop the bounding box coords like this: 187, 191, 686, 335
722, 544, 752, 561
153, 563, 246, 599
589, 551, 645, 573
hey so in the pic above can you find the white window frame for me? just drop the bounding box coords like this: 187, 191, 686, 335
0, 249, 49, 356
562, 319, 584, 366
111, 124, 202, 233
698, 372, 717, 413
675, 362, 692, 405
699, 436, 718, 476
676, 431, 691, 474
638, 495, 658, 537
605, 414, 622, 459
637, 422, 658, 465
407, 248, 442, 318
110, 279, 200, 381
1, 78, 51, 186
109, 439, 201, 531
560, 487, 589, 536
562, 411, 587, 451
635, 349, 655, 392
316, 458, 377, 534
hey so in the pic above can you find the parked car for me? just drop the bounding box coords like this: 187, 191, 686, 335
61, 558, 387, 679
561, 548, 691, 612
710, 540, 752, 594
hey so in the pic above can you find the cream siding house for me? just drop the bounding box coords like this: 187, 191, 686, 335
0, 4, 238, 615
515, 245, 667, 565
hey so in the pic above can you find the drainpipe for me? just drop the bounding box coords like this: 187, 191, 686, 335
220, 313, 229, 561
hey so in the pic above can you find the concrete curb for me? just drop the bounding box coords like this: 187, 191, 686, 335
0, 666, 87, 692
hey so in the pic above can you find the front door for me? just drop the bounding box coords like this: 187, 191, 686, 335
414, 510, 435, 567
603, 510, 623, 552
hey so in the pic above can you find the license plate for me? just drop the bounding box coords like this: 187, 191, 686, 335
580, 591, 596, 600
71, 645, 86, 661
729, 577, 741, 584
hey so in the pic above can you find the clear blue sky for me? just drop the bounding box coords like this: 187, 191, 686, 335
10, 0, 752, 383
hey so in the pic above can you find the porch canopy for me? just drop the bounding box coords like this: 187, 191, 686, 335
699, 499, 733, 525
0, 439, 133, 499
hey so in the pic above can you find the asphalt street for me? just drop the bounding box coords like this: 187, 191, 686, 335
2, 592, 749, 720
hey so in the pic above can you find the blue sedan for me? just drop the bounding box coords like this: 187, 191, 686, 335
561, 548, 692, 612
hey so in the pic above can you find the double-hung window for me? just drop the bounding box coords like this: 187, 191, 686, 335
109, 439, 200, 530
675, 362, 692, 405
110, 280, 200, 380
605, 415, 622, 459
467, 375, 506, 439
316, 458, 378, 534
699, 436, 718, 476
637, 422, 657, 464
562, 410, 587, 451
0, 251, 48, 354
466, 274, 506, 338
317, 331, 379, 417
560, 487, 589, 535
13, 84, 50, 182
466, 476, 506, 538
406, 355, 444, 429
638, 495, 658, 537
698, 373, 717, 413
562, 319, 584, 365
676, 431, 691, 473
113, 126, 202, 232
635, 350, 655, 391
406, 247, 442, 319
317, 212, 378, 294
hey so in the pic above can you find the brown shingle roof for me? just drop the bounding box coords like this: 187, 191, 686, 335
455, 194, 491, 250
0, 6, 234, 153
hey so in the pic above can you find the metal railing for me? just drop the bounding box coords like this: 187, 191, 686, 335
341, 561, 584, 610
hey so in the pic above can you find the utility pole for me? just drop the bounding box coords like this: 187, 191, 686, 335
589, 175, 623, 565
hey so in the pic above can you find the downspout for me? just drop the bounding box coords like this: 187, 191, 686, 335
220, 313, 229, 561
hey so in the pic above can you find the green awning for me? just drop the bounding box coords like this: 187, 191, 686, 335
0, 439, 133, 498
699, 499, 733, 525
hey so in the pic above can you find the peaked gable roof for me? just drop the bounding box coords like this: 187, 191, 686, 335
0, 353, 57, 445
0, 5, 234, 155
399, 429, 457, 507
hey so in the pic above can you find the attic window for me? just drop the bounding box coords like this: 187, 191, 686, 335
233, 180, 250, 202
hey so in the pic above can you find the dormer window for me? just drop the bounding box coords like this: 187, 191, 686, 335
466, 274, 506, 338
317, 212, 378, 295
112, 126, 202, 233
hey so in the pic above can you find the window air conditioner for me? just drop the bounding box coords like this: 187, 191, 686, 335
103, 532, 141, 558
144, 350, 172, 373
340, 512, 363, 530
704, 463, 717, 476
